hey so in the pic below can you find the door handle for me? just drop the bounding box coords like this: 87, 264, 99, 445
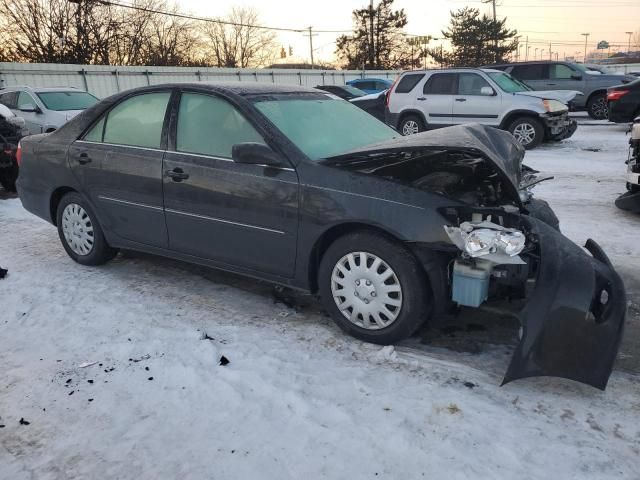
77, 152, 92, 165
455, 98, 467, 102
417, 97, 427, 101
166, 168, 189, 181
547, 83, 558, 86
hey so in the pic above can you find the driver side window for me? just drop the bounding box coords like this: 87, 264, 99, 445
17, 92, 36, 109
549, 64, 575, 80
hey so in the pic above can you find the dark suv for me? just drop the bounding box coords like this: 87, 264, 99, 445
488, 61, 636, 119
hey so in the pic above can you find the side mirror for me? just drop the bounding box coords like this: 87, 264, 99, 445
571, 73, 583, 80
19, 103, 40, 113
232, 142, 286, 167
480, 86, 495, 96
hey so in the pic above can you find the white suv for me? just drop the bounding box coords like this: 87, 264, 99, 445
385, 68, 578, 149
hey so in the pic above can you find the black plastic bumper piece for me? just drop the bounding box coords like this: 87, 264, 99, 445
615, 190, 640, 213
502, 218, 626, 390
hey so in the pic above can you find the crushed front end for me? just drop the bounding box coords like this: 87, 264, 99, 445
440, 206, 626, 390
542, 111, 577, 141
615, 117, 640, 213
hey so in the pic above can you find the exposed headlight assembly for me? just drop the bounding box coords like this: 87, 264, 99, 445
445, 220, 527, 264
542, 99, 567, 113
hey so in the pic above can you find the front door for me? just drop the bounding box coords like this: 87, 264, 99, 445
422, 73, 455, 125
17, 91, 43, 133
162, 91, 299, 277
545, 63, 585, 93
452, 72, 502, 126
68, 91, 172, 248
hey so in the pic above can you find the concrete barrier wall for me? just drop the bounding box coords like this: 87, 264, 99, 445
0, 63, 403, 99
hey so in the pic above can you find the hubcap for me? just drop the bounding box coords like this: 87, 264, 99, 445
331, 252, 403, 330
512, 122, 536, 146
62, 203, 94, 256
591, 97, 608, 119
402, 120, 419, 136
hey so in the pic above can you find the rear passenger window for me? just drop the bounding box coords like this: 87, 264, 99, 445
424, 73, 456, 94
510, 64, 546, 80
176, 93, 265, 158
102, 92, 170, 149
0, 92, 18, 109
395, 74, 425, 93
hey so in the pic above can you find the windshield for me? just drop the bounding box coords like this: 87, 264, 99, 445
487, 72, 532, 93
342, 86, 367, 97
36, 91, 98, 111
253, 95, 397, 161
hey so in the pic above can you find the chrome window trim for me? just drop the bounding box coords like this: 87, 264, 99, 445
165, 208, 286, 235
97, 195, 163, 211
76, 140, 166, 153
167, 150, 295, 172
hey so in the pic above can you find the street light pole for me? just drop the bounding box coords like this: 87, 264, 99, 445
626, 32, 633, 54
581, 33, 590, 62
534, 47, 538, 60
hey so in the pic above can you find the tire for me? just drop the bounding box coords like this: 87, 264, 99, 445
56, 192, 118, 266
399, 115, 424, 136
318, 231, 430, 345
508, 116, 544, 150
587, 92, 608, 120
0, 169, 17, 192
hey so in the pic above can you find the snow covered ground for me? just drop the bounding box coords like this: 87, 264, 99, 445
1, 122, 639, 479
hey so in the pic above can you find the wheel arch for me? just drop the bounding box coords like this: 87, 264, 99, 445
499, 110, 542, 130
398, 109, 428, 130
50, 186, 78, 225
586, 89, 607, 105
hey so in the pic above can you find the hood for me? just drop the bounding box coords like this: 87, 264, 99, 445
326, 124, 525, 191
64, 110, 85, 122
350, 90, 388, 103
516, 90, 582, 103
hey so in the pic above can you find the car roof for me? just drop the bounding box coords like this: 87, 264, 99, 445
1, 86, 84, 93
400, 67, 485, 75
348, 78, 391, 82
489, 61, 567, 67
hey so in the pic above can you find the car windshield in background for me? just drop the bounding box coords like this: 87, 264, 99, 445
342, 86, 367, 97
36, 91, 98, 111
253, 96, 397, 161
487, 72, 532, 93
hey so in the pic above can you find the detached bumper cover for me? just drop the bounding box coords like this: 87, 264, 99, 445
503, 218, 626, 390
615, 190, 640, 213
543, 113, 577, 141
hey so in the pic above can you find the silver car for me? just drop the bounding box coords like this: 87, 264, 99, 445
0, 86, 98, 133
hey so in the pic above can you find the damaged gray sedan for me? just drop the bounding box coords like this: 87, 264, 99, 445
16, 83, 625, 389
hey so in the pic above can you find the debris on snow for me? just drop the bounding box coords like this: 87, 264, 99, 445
19, 418, 30, 425
78, 361, 98, 368
0, 267, 7, 279
219, 355, 230, 366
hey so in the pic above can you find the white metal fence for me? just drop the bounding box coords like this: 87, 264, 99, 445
0, 63, 403, 99
0, 62, 637, 100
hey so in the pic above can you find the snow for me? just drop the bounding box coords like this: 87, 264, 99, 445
1, 123, 640, 479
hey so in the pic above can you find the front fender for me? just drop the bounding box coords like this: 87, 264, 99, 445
503, 218, 626, 390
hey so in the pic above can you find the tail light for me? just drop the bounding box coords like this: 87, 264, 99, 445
15, 141, 22, 166
386, 77, 400, 108
607, 90, 629, 102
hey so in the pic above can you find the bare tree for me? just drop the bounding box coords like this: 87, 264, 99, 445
143, 3, 201, 66
202, 7, 277, 68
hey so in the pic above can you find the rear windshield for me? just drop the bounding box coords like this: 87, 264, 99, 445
36, 91, 99, 111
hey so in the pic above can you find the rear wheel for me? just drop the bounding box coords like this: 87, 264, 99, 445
587, 92, 608, 120
56, 192, 118, 265
399, 115, 424, 136
508, 117, 544, 150
318, 232, 430, 345
0, 164, 18, 192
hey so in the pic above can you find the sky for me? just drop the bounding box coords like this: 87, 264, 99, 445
178, 0, 640, 65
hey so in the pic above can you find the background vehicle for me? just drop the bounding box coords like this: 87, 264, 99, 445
346, 78, 393, 94
349, 89, 388, 121
607, 79, 640, 123
16, 83, 626, 389
315, 84, 366, 100
0, 86, 98, 133
0, 103, 28, 191
385, 68, 577, 149
615, 116, 640, 212
487, 61, 636, 119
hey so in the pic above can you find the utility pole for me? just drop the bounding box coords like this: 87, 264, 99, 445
303, 27, 318, 69
581, 33, 590, 62
369, 0, 375, 70
534, 47, 538, 60
626, 31, 633, 54
482, 0, 498, 61
549, 41, 552, 60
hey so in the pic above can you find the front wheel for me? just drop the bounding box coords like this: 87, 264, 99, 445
587, 93, 608, 120
318, 232, 430, 345
56, 192, 118, 265
508, 117, 544, 150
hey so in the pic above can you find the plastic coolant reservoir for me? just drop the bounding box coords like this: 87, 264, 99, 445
451, 259, 492, 308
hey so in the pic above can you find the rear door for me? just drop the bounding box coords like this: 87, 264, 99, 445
162, 90, 299, 277
509, 64, 548, 90
68, 91, 172, 248
452, 72, 502, 126
422, 73, 455, 125
387, 73, 425, 119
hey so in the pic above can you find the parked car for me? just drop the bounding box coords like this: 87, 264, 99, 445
607, 78, 640, 123
346, 78, 393, 94
615, 116, 640, 212
0, 86, 98, 134
315, 84, 367, 100
16, 83, 625, 389
487, 61, 636, 120
385, 68, 578, 149
349, 89, 387, 121
0, 103, 28, 192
